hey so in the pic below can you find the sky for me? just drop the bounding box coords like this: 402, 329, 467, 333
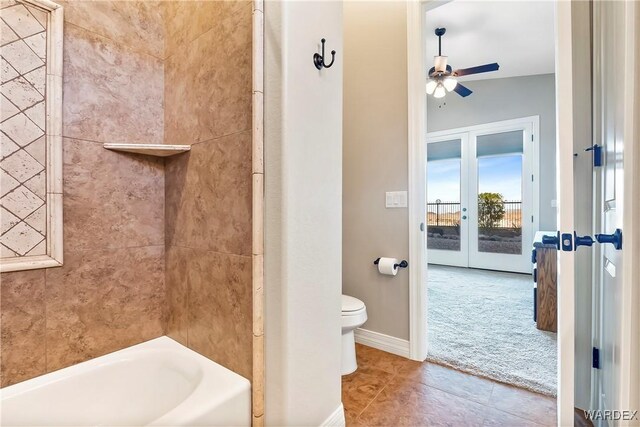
427, 155, 522, 203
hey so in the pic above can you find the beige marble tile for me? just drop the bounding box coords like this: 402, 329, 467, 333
0, 221, 43, 255
45, 246, 165, 372
58, 1, 164, 59
63, 138, 164, 252
187, 249, 252, 380
0, 269, 46, 387
1, 57, 18, 84
1, 184, 44, 219
63, 24, 163, 145
0, 19, 18, 45
2, 76, 43, 111
0, 94, 19, 121
252, 91, 264, 174
0, 170, 18, 197
0, 39, 43, 75
252, 173, 263, 255
0, 113, 43, 147
165, 245, 190, 346
22, 66, 45, 95
164, 3, 252, 145
252, 333, 264, 417
164, 1, 251, 59
165, 131, 252, 255
252, 253, 263, 336
0, 4, 44, 38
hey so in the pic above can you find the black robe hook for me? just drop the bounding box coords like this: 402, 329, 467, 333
313, 38, 336, 70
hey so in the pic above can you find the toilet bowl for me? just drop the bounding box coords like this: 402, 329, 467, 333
341, 295, 367, 375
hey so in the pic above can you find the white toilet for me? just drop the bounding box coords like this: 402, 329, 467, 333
341, 294, 368, 375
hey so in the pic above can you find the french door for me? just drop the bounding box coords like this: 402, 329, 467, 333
426, 117, 538, 273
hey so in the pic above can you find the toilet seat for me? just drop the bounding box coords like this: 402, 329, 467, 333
342, 295, 365, 313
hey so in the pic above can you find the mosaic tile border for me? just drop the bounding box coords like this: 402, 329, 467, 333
0, 0, 63, 272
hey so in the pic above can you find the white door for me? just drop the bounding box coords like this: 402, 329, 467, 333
426, 117, 537, 273
592, 0, 626, 422
426, 133, 469, 267
468, 123, 535, 273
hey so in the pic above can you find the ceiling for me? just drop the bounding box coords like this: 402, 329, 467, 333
425, 0, 555, 81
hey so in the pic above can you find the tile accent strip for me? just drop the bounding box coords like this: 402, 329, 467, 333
0, 0, 63, 272
252, 1, 265, 425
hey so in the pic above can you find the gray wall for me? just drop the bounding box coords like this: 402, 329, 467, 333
343, 1, 410, 340
428, 74, 558, 231
265, 1, 344, 425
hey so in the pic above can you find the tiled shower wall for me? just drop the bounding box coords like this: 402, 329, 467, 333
0, 1, 166, 387
163, 1, 254, 381
1, 0, 255, 391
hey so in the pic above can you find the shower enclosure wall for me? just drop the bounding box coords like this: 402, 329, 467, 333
0, 0, 264, 423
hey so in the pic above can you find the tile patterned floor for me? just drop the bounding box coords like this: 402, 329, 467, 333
343, 344, 558, 426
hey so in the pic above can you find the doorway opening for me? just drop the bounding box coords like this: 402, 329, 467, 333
423, 0, 558, 398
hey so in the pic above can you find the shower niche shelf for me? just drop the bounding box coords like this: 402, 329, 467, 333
103, 143, 191, 157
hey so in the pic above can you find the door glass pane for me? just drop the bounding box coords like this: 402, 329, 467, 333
476, 131, 523, 255
427, 139, 462, 251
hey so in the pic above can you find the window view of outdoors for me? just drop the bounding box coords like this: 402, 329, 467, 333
427, 158, 461, 251
476, 155, 523, 254
426, 148, 523, 255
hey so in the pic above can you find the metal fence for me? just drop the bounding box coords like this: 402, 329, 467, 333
427, 201, 522, 228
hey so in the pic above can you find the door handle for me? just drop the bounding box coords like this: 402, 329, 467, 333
574, 232, 594, 248
595, 229, 622, 250
540, 229, 622, 252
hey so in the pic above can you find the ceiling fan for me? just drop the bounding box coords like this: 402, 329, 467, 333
427, 27, 500, 98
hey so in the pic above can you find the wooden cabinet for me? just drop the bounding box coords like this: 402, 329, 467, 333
535, 245, 557, 332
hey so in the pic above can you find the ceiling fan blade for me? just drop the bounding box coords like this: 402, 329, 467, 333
453, 83, 473, 97
453, 63, 499, 77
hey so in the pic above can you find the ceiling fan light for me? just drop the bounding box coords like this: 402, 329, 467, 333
434, 56, 448, 73
426, 79, 438, 95
433, 83, 446, 98
443, 77, 458, 92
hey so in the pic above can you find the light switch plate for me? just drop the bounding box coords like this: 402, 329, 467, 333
385, 191, 407, 208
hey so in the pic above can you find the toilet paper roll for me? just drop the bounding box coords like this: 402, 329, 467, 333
377, 257, 399, 276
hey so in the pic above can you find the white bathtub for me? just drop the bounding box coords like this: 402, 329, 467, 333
0, 336, 251, 426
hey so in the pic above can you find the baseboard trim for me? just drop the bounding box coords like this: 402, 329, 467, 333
354, 328, 411, 358
320, 403, 345, 427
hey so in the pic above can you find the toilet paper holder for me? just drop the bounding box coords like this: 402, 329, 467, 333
373, 258, 408, 269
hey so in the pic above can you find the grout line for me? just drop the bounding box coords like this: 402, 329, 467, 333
168, 244, 251, 259
64, 22, 164, 61
62, 244, 166, 256
188, 128, 252, 147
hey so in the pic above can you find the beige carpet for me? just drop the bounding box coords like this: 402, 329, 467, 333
427, 264, 557, 396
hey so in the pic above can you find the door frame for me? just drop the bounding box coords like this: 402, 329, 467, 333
426, 117, 540, 273
405, 1, 635, 425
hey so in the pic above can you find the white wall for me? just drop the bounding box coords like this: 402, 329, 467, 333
264, 1, 344, 425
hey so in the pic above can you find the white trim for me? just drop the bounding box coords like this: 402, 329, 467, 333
355, 328, 411, 359
406, 0, 428, 362
619, 0, 640, 421
320, 404, 345, 427
555, 1, 575, 425
1, 0, 64, 273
